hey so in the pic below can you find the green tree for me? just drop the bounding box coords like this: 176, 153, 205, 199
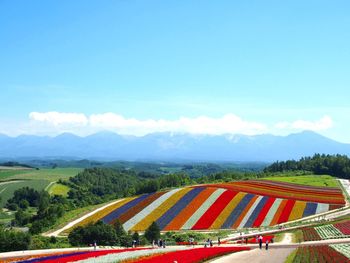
144, 221, 160, 243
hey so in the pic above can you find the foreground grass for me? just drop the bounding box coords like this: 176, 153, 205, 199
263, 174, 338, 188
284, 249, 297, 263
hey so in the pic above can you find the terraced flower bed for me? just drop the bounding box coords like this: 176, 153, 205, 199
291, 245, 350, 263
302, 220, 350, 241
67, 180, 344, 232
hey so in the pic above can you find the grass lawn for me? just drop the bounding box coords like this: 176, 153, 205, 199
262, 174, 339, 188
0, 168, 82, 182
0, 179, 50, 208
48, 183, 70, 197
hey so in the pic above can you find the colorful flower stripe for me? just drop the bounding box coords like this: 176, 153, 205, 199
238, 196, 264, 228
302, 202, 317, 217
124, 189, 182, 231
134, 247, 251, 263
316, 203, 329, 214
288, 200, 307, 221
292, 245, 350, 263
182, 188, 226, 230
156, 187, 204, 230
131, 188, 192, 231
117, 192, 166, 224
334, 220, 350, 235
243, 196, 269, 228
221, 193, 253, 229
232, 195, 258, 228
123, 188, 181, 231
252, 197, 275, 227
192, 190, 237, 230
74, 247, 184, 263
16, 249, 150, 263
71, 197, 136, 230
204, 180, 345, 204
209, 192, 245, 229
260, 198, 282, 226
330, 204, 344, 210
277, 199, 296, 224
269, 199, 288, 226
102, 194, 151, 224
163, 187, 216, 231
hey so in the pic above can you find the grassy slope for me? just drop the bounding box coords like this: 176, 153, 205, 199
48, 183, 70, 197
0, 168, 81, 208
0, 179, 50, 207
262, 174, 338, 188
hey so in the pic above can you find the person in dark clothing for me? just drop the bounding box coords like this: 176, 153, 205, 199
265, 240, 269, 250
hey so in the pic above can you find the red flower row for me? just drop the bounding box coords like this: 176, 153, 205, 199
133, 246, 250, 263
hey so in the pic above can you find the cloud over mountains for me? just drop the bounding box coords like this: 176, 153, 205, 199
27, 111, 333, 137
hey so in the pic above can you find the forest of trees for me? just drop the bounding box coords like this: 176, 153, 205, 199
264, 154, 350, 179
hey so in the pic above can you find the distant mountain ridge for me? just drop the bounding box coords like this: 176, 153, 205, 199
0, 131, 349, 162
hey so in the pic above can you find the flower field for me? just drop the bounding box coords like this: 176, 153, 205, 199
128, 246, 250, 263
7, 247, 249, 263
69, 180, 344, 232
291, 245, 350, 263
301, 220, 350, 241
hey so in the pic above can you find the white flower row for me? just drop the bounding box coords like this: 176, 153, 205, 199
260, 198, 282, 226
123, 188, 182, 231
181, 188, 226, 230
237, 196, 263, 228
315, 203, 329, 214
330, 243, 350, 259
71, 247, 186, 263
315, 224, 344, 239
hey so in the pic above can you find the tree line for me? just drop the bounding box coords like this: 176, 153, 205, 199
264, 154, 350, 179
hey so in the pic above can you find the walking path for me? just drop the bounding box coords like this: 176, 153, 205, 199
211, 247, 295, 263
43, 198, 127, 237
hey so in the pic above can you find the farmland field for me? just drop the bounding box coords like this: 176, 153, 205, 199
263, 174, 338, 188
0, 179, 50, 207
0, 168, 82, 182
0, 168, 80, 208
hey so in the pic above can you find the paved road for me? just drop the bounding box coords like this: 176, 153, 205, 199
211, 247, 295, 263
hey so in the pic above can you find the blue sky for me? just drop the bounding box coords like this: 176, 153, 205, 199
0, 1, 349, 142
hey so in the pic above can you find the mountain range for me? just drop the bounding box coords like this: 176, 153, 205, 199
0, 131, 349, 162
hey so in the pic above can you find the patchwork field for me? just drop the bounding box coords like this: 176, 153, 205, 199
0, 180, 50, 208
0, 168, 81, 208
70, 179, 345, 232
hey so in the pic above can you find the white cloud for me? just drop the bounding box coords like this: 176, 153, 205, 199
89, 113, 267, 136
275, 115, 333, 131
27, 112, 267, 136
29, 112, 88, 126
25, 112, 333, 136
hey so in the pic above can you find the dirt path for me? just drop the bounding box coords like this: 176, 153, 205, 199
0, 180, 24, 186
211, 247, 295, 263
43, 198, 127, 237
279, 233, 293, 244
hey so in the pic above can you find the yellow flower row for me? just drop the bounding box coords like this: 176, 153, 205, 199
288, 200, 306, 221
209, 192, 246, 229
131, 188, 192, 231
64, 197, 136, 233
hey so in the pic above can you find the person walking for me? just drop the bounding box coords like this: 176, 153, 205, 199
258, 235, 263, 249
218, 237, 221, 246
265, 239, 269, 250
